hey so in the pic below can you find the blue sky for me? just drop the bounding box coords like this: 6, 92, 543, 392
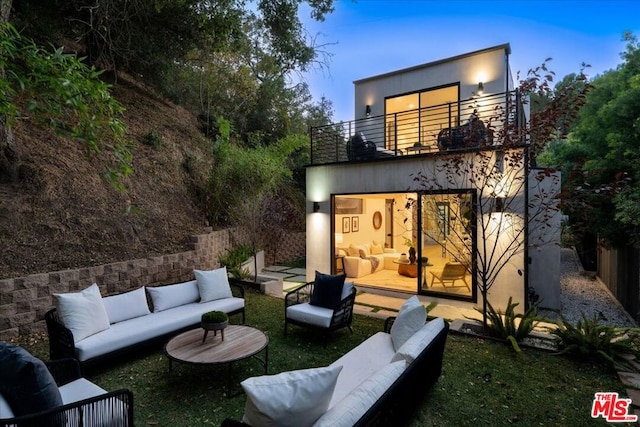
299, 0, 640, 122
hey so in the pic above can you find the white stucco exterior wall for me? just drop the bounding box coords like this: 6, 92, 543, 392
353, 45, 510, 120
306, 149, 528, 312
528, 169, 562, 309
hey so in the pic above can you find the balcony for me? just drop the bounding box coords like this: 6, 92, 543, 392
309, 90, 527, 166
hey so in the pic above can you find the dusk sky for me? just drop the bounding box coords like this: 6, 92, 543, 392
299, 0, 640, 122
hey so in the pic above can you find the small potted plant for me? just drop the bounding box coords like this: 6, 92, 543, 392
201, 310, 229, 343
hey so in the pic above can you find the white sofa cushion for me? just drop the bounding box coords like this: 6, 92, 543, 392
54, 283, 110, 342
391, 318, 446, 364
195, 267, 233, 302
328, 331, 396, 408
390, 296, 426, 351
241, 365, 342, 427
102, 287, 151, 324
0, 394, 13, 419
341, 281, 354, 300
74, 297, 244, 362
147, 280, 199, 312
59, 378, 128, 426
286, 303, 333, 328
314, 361, 405, 427
58, 378, 107, 403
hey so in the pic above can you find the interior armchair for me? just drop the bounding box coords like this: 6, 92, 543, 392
429, 261, 470, 290
284, 272, 356, 336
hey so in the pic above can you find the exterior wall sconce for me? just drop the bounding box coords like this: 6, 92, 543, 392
313, 202, 321, 213
477, 82, 484, 95
365, 105, 371, 117
494, 197, 504, 213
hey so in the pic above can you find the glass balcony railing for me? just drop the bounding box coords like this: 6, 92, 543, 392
309, 90, 527, 165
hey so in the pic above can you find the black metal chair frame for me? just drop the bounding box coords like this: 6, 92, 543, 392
0, 358, 134, 427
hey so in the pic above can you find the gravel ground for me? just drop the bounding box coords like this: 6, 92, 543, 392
539, 248, 638, 327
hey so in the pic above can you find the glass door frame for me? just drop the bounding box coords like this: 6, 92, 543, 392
417, 189, 478, 303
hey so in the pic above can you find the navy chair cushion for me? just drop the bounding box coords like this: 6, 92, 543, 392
0, 342, 63, 417
310, 271, 346, 309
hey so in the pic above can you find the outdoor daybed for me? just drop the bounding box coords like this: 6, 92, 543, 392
0, 343, 133, 426
222, 296, 449, 427
45, 268, 245, 368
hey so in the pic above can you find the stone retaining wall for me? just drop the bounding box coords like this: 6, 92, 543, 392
0, 229, 306, 340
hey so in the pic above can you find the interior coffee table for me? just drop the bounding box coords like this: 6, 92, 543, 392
164, 325, 268, 395
393, 259, 418, 278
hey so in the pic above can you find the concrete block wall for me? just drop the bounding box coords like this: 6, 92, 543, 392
0, 229, 305, 340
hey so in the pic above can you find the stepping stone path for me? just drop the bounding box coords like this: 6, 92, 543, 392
261, 265, 307, 292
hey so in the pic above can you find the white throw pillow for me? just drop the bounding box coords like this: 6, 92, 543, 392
53, 283, 110, 342
347, 244, 360, 257
146, 280, 199, 312
390, 296, 426, 351
195, 267, 233, 302
241, 365, 342, 427
314, 361, 405, 427
370, 242, 384, 255
391, 318, 446, 364
102, 287, 151, 324
341, 281, 354, 301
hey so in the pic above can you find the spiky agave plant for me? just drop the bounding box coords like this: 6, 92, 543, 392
472, 297, 541, 352
551, 313, 640, 371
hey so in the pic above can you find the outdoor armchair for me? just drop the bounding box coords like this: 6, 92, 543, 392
284, 279, 357, 336
0, 355, 134, 427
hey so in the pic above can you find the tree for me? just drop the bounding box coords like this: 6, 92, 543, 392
198, 117, 307, 226
0, 21, 131, 186
411, 148, 561, 328
407, 61, 589, 328
546, 33, 640, 247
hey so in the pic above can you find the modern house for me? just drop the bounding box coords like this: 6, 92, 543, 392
306, 44, 561, 312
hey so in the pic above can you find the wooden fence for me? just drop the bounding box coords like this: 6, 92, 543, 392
598, 244, 640, 321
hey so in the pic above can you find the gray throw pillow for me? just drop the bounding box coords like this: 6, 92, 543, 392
0, 342, 63, 417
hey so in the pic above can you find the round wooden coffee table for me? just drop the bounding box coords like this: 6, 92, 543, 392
164, 325, 268, 395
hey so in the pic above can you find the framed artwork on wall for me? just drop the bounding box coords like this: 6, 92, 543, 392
342, 216, 350, 233
335, 198, 364, 214
352, 216, 359, 232
372, 211, 382, 230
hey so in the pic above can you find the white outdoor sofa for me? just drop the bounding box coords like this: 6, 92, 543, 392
222, 296, 449, 427
45, 269, 245, 369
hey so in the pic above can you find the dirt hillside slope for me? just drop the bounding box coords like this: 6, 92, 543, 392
0, 73, 212, 279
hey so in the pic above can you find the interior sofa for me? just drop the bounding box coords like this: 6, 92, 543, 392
339, 241, 402, 279
222, 296, 449, 427
0, 344, 133, 427
45, 267, 245, 369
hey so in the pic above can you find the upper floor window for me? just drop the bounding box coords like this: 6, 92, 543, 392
384, 84, 459, 151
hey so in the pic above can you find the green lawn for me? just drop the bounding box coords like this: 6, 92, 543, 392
13, 289, 631, 426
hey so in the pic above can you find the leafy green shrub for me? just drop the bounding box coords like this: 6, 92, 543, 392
218, 244, 253, 279
142, 130, 163, 148
550, 313, 640, 371
473, 297, 541, 352
202, 117, 307, 226
0, 22, 131, 187
201, 311, 228, 324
